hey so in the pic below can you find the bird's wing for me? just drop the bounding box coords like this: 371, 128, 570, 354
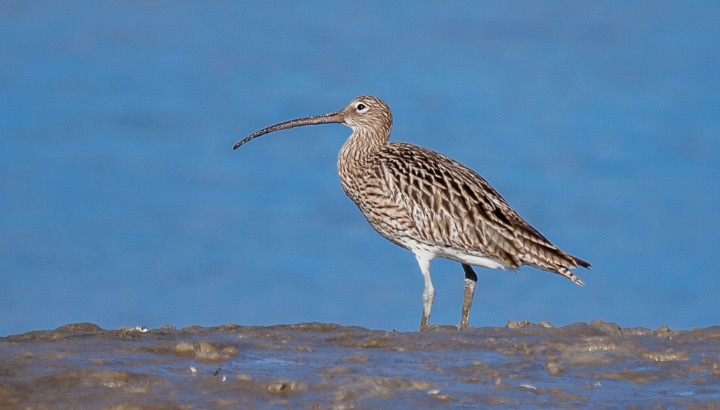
376, 143, 587, 274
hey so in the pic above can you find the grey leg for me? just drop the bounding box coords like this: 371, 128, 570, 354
460, 264, 477, 330
415, 253, 435, 331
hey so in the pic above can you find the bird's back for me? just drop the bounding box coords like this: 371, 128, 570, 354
345, 141, 589, 279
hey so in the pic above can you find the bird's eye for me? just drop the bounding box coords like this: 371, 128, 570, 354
356, 103, 367, 112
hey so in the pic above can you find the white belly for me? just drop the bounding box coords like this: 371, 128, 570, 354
399, 237, 510, 270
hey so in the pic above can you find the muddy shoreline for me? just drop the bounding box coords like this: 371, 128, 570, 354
2, 321, 719, 407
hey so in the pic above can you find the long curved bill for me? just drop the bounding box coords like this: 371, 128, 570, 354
233, 111, 344, 150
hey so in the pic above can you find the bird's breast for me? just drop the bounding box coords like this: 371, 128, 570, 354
337, 150, 420, 249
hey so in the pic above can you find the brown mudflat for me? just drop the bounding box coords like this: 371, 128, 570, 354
2, 321, 719, 407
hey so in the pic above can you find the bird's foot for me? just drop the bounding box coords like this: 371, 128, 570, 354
420, 315, 429, 332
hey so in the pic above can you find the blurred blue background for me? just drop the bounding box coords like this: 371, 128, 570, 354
1, 1, 718, 336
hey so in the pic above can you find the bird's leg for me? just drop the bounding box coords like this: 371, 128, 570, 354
460, 264, 478, 330
415, 254, 435, 331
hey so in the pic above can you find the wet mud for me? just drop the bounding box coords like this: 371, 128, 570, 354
1, 321, 719, 408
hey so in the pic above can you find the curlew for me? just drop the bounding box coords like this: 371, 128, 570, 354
234, 96, 590, 331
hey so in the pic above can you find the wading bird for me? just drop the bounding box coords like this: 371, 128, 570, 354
234, 96, 590, 331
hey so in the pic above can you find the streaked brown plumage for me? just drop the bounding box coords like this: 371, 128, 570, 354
234, 95, 590, 331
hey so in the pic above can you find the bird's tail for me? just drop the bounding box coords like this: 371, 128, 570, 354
526, 246, 590, 286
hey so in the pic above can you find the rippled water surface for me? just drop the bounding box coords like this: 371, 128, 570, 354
2, 322, 719, 407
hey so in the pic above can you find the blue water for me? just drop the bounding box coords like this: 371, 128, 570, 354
1, 1, 718, 336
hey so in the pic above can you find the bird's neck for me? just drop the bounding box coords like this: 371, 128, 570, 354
337, 128, 389, 197
339, 126, 390, 164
